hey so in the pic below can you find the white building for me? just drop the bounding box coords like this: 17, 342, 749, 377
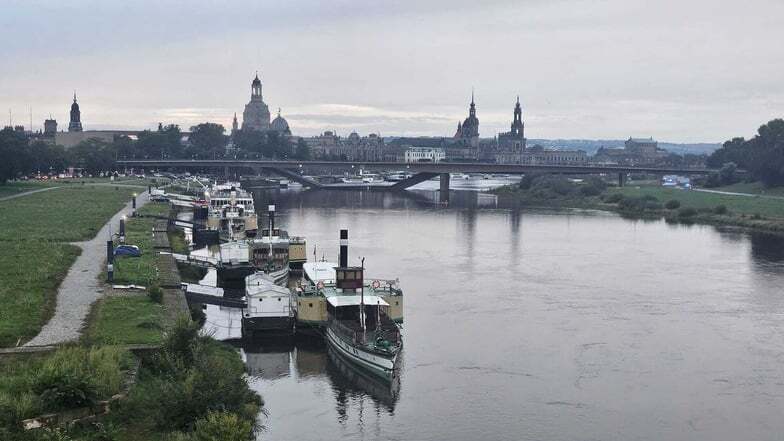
404, 147, 445, 163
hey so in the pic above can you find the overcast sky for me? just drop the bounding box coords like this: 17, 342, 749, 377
1, 0, 782, 142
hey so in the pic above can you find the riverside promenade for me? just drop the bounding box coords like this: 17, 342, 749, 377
25, 191, 149, 346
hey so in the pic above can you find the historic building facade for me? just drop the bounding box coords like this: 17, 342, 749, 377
497, 97, 525, 150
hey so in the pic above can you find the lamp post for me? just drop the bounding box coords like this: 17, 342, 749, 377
119, 215, 126, 244
131, 192, 137, 216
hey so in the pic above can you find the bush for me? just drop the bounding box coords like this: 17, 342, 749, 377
603, 193, 623, 203
664, 199, 681, 209
617, 196, 661, 212
714, 205, 728, 215
579, 177, 607, 196
31, 347, 127, 412
192, 411, 253, 441
34, 371, 98, 410
148, 284, 163, 304
678, 207, 698, 218
120, 319, 262, 433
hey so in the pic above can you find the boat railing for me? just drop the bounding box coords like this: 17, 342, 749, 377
329, 317, 401, 348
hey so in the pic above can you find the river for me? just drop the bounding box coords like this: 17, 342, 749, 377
237, 186, 784, 441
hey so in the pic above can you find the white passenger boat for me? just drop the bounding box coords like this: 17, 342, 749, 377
242, 272, 296, 336
205, 182, 258, 240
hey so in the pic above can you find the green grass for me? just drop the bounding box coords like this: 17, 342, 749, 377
84, 296, 165, 345
0, 185, 139, 347
113, 203, 170, 286
0, 243, 81, 347
609, 185, 784, 219
712, 181, 784, 197
0, 346, 132, 432
0, 182, 41, 198
0, 186, 137, 242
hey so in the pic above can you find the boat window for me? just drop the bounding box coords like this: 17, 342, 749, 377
309, 303, 313, 307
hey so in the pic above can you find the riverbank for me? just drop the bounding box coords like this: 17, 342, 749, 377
0, 194, 262, 440
493, 177, 784, 234
0, 185, 139, 347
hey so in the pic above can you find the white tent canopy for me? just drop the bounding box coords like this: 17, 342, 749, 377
327, 295, 389, 307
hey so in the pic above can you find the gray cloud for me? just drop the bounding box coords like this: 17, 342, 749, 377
2, 0, 782, 142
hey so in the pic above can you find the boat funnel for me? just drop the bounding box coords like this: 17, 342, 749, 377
268, 204, 275, 234
339, 229, 348, 267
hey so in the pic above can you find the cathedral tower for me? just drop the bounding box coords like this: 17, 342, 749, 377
68, 92, 83, 132
241, 72, 271, 131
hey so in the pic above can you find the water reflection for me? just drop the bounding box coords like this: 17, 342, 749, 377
228, 188, 784, 441
750, 232, 784, 265
243, 340, 400, 421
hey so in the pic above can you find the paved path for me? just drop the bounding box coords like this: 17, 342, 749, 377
25, 192, 150, 346
694, 188, 784, 201
0, 186, 60, 202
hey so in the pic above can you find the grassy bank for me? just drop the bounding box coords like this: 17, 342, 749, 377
0, 346, 132, 437
0, 186, 138, 347
1, 321, 263, 441
494, 176, 784, 233
609, 186, 784, 219
112, 203, 170, 286
83, 296, 166, 346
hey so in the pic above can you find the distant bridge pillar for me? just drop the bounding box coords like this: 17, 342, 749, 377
618, 172, 626, 187
439, 173, 450, 204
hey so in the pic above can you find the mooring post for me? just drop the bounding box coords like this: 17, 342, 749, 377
618, 172, 625, 187
119, 216, 126, 244
106, 239, 114, 283
439, 173, 450, 204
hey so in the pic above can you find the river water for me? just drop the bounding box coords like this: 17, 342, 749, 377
239, 186, 784, 441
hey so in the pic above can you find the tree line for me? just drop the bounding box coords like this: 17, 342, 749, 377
707, 118, 784, 187
0, 122, 311, 183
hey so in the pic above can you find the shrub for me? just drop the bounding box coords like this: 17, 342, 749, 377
604, 193, 624, 203
678, 207, 698, 218
664, 199, 681, 210
192, 411, 253, 441
714, 205, 728, 215
31, 347, 127, 412
120, 319, 262, 433
148, 284, 163, 304
580, 177, 607, 196
34, 371, 98, 410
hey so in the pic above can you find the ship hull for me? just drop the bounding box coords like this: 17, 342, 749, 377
325, 328, 399, 381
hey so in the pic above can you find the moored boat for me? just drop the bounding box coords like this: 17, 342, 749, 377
324, 244, 402, 381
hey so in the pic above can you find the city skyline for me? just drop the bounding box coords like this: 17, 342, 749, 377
2, 0, 782, 143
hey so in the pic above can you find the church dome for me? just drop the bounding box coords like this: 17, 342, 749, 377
252, 73, 261, 86
271, 110, 290, 134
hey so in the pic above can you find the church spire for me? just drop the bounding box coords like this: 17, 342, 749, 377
73, 91, 77, 103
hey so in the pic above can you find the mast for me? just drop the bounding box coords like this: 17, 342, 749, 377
360, 257, 366, 332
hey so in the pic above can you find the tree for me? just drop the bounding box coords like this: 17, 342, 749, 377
69, 138, 116, 174
748, 119, 784, 186
137, 124, 182, 159
189, 123, 228, 159
706, 119, 784, 187
0, 128, 28, 183
292, 138, 311, 160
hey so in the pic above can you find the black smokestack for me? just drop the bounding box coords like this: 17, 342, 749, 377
339, 229, 348, 267
268, 204, 275, 234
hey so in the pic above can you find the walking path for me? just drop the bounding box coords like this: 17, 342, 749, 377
694, 188, 784, 200
25, 192, 150, 346
0, 186, 60, 202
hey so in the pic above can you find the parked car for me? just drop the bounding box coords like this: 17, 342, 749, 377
114, 245, 141, 257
